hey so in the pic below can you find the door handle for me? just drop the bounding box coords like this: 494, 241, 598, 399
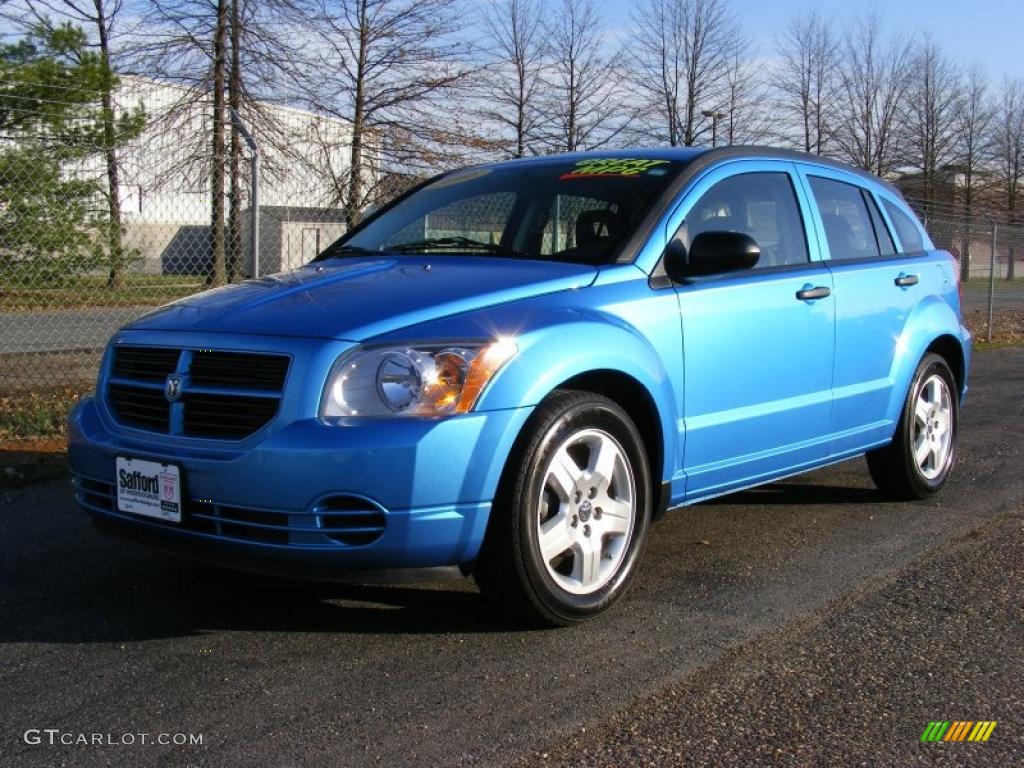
796, 285, 831, 301
895, 273, 919, 287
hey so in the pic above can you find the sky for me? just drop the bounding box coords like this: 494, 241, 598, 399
605, 0, 1024, 83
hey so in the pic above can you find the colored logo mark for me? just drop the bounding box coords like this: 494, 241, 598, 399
920, 721, 997, 742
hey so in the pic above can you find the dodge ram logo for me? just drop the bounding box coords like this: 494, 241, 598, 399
164, 374, 183, 403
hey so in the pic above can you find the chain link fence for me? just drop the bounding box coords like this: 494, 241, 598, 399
1, 78, 1023, 413
911, 200, 1024, 344
0, 76, 370, 400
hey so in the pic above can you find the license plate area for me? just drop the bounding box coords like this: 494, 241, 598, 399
115, 457, 182, 523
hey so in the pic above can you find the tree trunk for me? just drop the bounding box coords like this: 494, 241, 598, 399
345, 1, 369, 230
961, 169, 972, 282
1008, 197, 1017, 281
209, 0, 229, 286
227, 0, 243, 281
96, 1, 125, 289
515, 46, 527, 158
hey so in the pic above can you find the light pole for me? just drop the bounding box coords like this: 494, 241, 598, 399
702, 110, 726, 148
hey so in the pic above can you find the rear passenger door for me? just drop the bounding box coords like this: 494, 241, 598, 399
672, 162, 835, 499
799, 169, 919, 455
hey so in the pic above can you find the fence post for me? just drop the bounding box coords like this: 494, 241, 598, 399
230, 109, 260, 278
988, 222, 997, 343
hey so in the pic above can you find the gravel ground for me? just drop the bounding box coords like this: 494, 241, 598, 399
519, 508, 1024, 767
0, 347, 1021, 767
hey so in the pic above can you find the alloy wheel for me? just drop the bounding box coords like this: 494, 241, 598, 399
535, 428, 636, 595
912, 373, 954, 480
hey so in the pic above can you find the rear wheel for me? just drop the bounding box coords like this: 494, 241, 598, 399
867, 353, 958, 499
474, 391, 652, 626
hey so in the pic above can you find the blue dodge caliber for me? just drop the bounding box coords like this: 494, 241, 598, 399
69, 148, 970, 625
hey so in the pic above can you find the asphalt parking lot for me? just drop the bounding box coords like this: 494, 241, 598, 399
1, 346, 1021, 767
0, 308, 143, 355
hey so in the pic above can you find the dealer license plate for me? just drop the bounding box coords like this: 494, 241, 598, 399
115, 457, 182, 523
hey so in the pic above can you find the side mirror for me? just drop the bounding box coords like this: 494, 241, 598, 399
663, 231, 761, 281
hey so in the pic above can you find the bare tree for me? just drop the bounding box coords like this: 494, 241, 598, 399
476, 0, 544, 158
538, 0, 627, 152
227, 0, 242, 282
720, 44, 773, 145
833, 11, 911, 176
994, 77, 1024, 280
952, 65, 993, 280
205, 0, 228, 286
630, 0, 734, 147
903, 37, 961, 201
773, 10, 836, 154
299, 0, 476, 228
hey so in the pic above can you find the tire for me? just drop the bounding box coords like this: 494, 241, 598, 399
474, 390, 653, 626
866, 353, 959, 500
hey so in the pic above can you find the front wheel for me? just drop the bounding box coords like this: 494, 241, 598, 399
474, 391, 652, 626
867, 353, 959, 499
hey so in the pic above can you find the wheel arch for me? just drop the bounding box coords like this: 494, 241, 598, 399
888, 296, 971, 424
925, 334, 966, 396
475, 316, 680, 492
555, 369, 667, 514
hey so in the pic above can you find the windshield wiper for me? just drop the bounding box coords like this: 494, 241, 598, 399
389, 236, 527, 259
315, 244, 375, 260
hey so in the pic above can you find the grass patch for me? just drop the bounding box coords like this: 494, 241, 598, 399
0, 274, 204, 311
963, 309, 1024, 346
0, 388, 83, 440
962, 277, 1024, 291
0, 390, 78, 487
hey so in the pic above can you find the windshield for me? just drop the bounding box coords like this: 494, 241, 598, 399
325, 157, 686, 265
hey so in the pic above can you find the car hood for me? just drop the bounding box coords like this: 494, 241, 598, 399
127, 255, 598, 341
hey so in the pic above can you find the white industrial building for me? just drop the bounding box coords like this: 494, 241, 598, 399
111, 76, 353, 275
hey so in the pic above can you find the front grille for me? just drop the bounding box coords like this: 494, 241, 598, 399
107, 346, 290, 440
73, 478, 386, 549
191, 351, 290, 390
109, 383, 171, 432
182, 393, 282, 439
112, 346, 180, 381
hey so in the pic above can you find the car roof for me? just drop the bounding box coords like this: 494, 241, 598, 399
480, 145, 902, 197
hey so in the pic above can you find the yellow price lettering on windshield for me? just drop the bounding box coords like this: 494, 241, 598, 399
560, 158, 670, 179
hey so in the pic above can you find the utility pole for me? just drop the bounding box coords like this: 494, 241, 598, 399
702, 110, 726, 148
231, 109, 260, 279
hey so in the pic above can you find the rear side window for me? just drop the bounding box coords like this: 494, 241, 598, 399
864, 195, 896, 256
679, 172, 809, 268
808, 176, 879, 260
881, 199, 926, 253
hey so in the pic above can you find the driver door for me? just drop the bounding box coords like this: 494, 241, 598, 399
673, 163, 835, 500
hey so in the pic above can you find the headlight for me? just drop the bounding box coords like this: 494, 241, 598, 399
320, 338, 517, 420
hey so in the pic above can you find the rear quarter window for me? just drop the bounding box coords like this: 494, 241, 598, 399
881, 199, 926, 253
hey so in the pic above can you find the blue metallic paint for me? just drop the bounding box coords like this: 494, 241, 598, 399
69, 148, 970, 575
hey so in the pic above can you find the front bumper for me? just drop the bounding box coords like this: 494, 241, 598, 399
68, 395, 533, 572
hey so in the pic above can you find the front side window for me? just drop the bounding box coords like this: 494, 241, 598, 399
539, 194, 629, 256
331, 157, 687, 266
676, 172, 809, 268
808, 176, 880, 261
882, 199, 927, 253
